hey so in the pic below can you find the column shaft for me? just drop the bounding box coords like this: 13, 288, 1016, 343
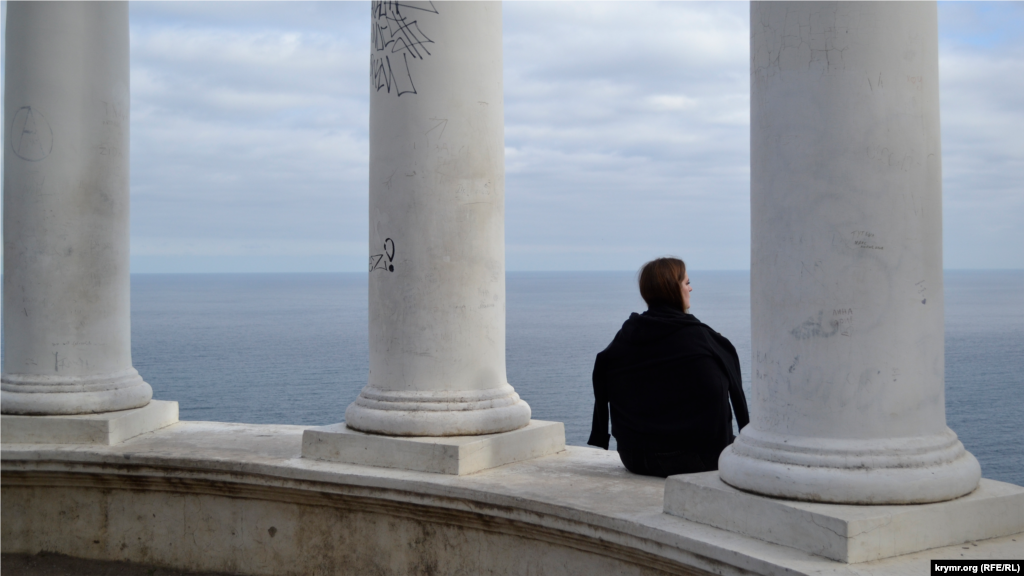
719, 1, 980, 503
2, 2, 151, 414
345, 1, 530, 436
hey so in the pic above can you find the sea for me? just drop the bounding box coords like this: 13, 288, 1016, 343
116, 270, 1021, 487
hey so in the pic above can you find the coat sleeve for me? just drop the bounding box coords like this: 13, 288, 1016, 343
587, 352, 611, 449
708, 330, 750, 431
728, 372, 750, 430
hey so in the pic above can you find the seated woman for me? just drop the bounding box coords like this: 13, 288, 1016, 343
588, 257, 749, 478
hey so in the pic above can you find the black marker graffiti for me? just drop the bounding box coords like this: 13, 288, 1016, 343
371, 1, 438, 97
370, 238, 396, 272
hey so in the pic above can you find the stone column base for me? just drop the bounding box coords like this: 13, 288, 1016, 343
1, 369, 153, 415
344, 384, 533, 437
1, 400, 179, 445
664, 471, 1024, 564
718, 428, 982, 504
302, 420, 565, 475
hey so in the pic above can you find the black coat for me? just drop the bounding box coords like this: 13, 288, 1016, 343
587, 305, 750, 470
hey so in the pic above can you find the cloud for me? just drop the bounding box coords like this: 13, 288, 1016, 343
502, 2, 751, 271
121, 1, 758, 272
5, 2, 1016, 272
938, 2, 1024, 269
127, 2, 371, 270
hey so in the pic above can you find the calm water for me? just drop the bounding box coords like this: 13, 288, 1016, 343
126, 270, 1023, 486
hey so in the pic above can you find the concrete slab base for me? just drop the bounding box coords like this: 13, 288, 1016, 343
663, 471, 1024, 563
301, 419, 565, 475
1, 400, 179, 445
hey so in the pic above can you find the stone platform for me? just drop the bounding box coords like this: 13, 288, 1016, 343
2, 422, 1022, 576
665, 471, 1024, 563
1, 400, 179, 445
302, 420, 565, 475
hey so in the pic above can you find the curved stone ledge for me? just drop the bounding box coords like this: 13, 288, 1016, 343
2, 422, 1020, 576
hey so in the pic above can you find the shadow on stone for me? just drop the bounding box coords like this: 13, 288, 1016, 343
1, 553, 238, 576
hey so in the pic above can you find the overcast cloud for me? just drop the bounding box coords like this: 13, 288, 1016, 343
2, 2, 1022, 272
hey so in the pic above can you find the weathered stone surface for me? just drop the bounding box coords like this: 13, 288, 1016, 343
351, 1, 531, 437
3, 422, 1021, 576
302, 420, 565, 475
2, 1, 153, 416
726, 1, 982, 504
665, 471, 1024, 563
1, 400, 179, 445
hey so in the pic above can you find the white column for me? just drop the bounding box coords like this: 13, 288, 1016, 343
2, 2, 152, 415
719, 1, 980, 503
345, 1, 531, 436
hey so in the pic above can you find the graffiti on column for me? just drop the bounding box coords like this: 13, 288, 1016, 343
371, 1, 437, 97
370, 238, 396, 272
11, 106, 53, 162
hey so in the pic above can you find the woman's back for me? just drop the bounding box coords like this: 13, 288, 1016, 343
588, 258, 749, 477
600, 306, 737, 446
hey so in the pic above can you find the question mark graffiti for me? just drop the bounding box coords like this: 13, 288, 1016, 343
369, 238, 396, 272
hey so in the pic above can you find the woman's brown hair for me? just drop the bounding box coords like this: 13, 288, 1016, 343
638, 257, 686, 310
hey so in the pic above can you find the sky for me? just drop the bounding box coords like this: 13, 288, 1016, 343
1, 1, 1022, 273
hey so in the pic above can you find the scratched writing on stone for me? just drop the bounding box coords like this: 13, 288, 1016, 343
11, 106, 54, 162
852, 231, 883, 250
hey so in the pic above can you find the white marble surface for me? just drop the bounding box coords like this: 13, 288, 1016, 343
1, 401, 178, 445
3, 422, 1021, 576
347, 1, 531, 437
2, 1, 152, 415
665, 471, 1024, 563
302, 420, 566, 475
722, 1, 980, 504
